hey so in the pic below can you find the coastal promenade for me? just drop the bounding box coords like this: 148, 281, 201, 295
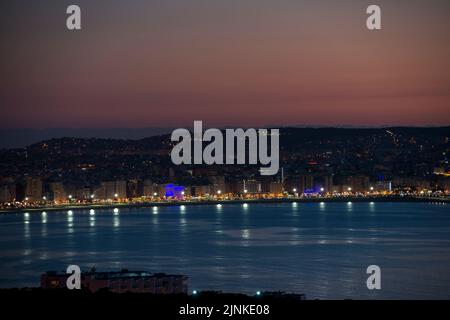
1, 195, 448, 214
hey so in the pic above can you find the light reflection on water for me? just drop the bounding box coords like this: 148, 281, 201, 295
41, 212, 47, 237
0, 202, 449, 299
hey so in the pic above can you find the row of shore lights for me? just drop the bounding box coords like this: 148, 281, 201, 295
292, 187, 325, 193
32, 193, 129, 201
292, 187, 375, 193
26, 186, 378, 202
25, 190, 222, 203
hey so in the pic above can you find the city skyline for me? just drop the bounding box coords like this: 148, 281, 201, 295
1, 0, 450, 129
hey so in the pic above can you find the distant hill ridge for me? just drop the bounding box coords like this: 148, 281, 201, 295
19, 126, 450, 152
1, 126, 448, 150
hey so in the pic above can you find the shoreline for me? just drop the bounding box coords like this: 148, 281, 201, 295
0, 196, 448, 214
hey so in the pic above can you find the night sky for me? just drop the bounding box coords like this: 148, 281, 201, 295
1, 0, 449, 129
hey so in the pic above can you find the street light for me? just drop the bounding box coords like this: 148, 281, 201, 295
217, 190, 221, 194
244, 189, 248, 193
320, 187, 325, 192
370, 187, 374, 191
114, 193, 118, 198
68, 195, 73, 199
293, 188, 297, 193
347, 187, 352, 192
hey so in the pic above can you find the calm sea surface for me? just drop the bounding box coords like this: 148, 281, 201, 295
0, 202, 449, 299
